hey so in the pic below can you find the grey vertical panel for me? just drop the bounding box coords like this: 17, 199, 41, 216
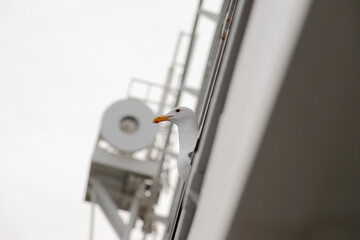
227, 1, 360, 239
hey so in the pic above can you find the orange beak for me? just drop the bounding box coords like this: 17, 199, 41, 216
153, 115, 171, 123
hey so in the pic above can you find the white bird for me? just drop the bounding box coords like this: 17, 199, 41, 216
153, 107, 199, 182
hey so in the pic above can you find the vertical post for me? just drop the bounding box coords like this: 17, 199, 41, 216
158, 32, 188, 115
89, 189, 97, 240
165, 2, 204, 239
124, 196, 140, 239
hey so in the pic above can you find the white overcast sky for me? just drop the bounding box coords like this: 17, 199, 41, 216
0, 0, 221, 239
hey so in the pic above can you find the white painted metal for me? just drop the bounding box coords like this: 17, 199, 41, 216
90, 177, 127, 239
124, 195, 140, 239
92, 148, 160, 178
85, 99, 167, 240
101, 99, 158, 153
89, 189, 97, 240
198, 9, 219, 22
188, 1, 312, 239
85, 6, 201, 240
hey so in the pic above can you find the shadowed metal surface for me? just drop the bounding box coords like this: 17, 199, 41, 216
227, 1, 360, 239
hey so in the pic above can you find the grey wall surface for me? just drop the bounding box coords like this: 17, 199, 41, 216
227, 1, 360, 239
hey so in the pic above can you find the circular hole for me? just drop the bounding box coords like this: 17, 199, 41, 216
120, 116, 139, 133
145, 190, 152, 197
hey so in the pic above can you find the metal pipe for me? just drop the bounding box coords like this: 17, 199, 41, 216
89, 189, 96, 240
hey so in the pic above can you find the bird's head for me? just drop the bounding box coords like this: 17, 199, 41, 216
153, 106, 196, 126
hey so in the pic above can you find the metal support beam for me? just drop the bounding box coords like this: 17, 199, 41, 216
90, 177, 127, 239
198, 9, 219, 22
150, 212, 168, 224
158, 31, 190, 116
181, 86, 200, 97
89, 189, 97, 240
92, 148, 160, 178
124, 196, 140, 239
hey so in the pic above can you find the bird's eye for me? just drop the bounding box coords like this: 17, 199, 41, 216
176, 109, 180, 112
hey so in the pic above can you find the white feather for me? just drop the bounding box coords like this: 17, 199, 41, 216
154, 107, 199, 182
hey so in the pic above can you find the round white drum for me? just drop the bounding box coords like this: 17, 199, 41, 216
100, 99, 158, 153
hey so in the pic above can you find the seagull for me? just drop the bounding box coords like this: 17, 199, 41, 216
153, 107, 199, 182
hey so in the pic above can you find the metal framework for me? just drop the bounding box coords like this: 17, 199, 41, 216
84, 0, 223, 238
85, 28, 198, 240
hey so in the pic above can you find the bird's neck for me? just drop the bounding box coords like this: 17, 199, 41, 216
177, 120, 199, 154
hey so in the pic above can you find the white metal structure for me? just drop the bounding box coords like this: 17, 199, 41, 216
85, 99, 163, 239
85, 0, 360, 239
85, 18, 201, 239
